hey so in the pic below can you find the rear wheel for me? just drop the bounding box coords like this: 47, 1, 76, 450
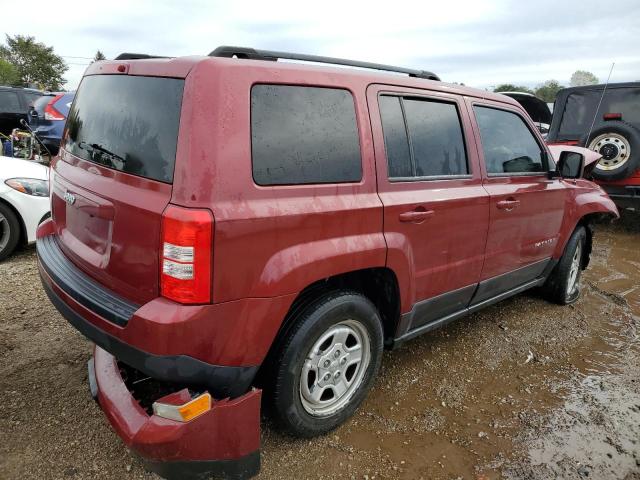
0, 203, 20, 261
542, 226, 587, 305
269, 291, 383, 438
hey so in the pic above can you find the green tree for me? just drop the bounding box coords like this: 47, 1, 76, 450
570, 70, 599, 87
535, 80, 565, 103
493, 84, 534, 94
0, 58, 20, 85
93, 50, 106, 62
0, 35, 67, 90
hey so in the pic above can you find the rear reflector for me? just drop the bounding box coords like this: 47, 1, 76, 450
603, 113, 622, 121
44, 94, 65, 121
160, 205, 213, 304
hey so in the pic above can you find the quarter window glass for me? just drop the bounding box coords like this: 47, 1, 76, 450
251, 85, 362, 185
0, 91, 21, 113
379, 96, 412, 177
474, 106, 544, 174
404, 99, 468, 176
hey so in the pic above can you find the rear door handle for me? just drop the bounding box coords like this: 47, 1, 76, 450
496, 199, 520, 211
399, 209, 434, 223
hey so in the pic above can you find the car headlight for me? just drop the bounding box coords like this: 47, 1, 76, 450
5, 178, 49, 197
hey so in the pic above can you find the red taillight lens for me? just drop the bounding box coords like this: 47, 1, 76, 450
160, 205, 213, 304
603, 113, 622, 121
44, 94, 65, 121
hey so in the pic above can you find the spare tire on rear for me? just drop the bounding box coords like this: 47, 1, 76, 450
580, 121, 640, 181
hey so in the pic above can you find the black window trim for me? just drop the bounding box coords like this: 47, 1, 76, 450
250, 82, 364, 188
377, 91, 473, 183
472, 102, 551, 178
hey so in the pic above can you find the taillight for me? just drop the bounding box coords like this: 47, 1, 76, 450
44, 94, 65, 121
603, 113, 622, 121
160, 205, 213, 304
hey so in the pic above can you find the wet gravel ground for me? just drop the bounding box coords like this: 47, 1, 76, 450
1, 212, 639, 480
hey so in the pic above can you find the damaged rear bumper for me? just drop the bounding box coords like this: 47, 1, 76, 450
89, 345, 261, 480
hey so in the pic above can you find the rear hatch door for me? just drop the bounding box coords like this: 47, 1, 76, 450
51, 73, 185, 304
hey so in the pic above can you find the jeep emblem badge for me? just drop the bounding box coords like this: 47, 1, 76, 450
63, 191, 76, 205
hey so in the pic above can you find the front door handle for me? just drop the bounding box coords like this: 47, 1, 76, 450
399, 209, 434, 223
496, 199, 521, 211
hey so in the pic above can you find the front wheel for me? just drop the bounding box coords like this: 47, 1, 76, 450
542, 226, 587, 305
269, 291, 383, 438
0, 203, 20, 261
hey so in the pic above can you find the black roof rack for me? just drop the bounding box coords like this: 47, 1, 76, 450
208, 46, 440, 81
114, 53, 170, 60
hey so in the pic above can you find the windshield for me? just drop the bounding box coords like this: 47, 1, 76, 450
64, 75, 184, 183
557, 87, 640, 138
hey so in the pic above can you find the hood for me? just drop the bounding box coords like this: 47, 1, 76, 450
0, 156, 49, 181
547, 145, 602, 177
501, 93, 553, 125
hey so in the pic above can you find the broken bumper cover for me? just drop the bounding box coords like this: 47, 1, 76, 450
90, 345, 261, 480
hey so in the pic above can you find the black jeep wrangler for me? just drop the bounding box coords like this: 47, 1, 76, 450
547, 82, 640, 209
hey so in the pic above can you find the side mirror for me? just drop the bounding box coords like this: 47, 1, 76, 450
557, 151, 585, 179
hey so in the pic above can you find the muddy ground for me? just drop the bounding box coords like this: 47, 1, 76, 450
1, 212, 639, 480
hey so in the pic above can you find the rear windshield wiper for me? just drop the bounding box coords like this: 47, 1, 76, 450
79, 142, 126, 168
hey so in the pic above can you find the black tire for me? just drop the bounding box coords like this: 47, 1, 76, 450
0, 203, 20, 261
542, 226, 587, 305
580, 121, 640, 181
269, 290, 383, 438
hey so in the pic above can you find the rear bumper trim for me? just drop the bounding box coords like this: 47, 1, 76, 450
601, 184, 640, 209
37, 234, 139, 326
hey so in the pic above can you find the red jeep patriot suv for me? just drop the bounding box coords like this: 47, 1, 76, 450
37, 47, 618, 479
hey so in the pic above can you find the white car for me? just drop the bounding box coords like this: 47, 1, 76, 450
0, 156, 50, 260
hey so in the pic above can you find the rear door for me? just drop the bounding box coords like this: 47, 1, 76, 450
367, 85, 490, 332
50, 74, 184, 304
467, 99, 565, 302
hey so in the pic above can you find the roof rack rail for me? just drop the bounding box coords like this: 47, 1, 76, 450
208, 46, 440, 81
114, 53, 170, 60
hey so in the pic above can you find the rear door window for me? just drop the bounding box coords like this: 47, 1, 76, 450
474, 106, 545, 175
64, 75, 184, 183
0, 91, 22, 113
251, 84, 362, 186
378, 94, 468, 179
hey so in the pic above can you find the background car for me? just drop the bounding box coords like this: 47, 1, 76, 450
501, 91, 553, 137
0, 86, 44, 136
28, 91, 75, 155
547, 82, 640, 209
0, 156, 50, 260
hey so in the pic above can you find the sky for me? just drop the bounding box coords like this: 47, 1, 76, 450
5, 0, 640, 91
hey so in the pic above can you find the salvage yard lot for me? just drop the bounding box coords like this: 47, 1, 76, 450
1, 214, 639, 480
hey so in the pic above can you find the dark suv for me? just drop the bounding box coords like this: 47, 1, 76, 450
36, 47, 618, 479
0, 86, 43, 135
547, 82, 640, 209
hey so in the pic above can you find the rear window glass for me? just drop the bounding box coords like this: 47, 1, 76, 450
558, 87, 640, 137
251, 84, 362, 186
64, 75, 184, 183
